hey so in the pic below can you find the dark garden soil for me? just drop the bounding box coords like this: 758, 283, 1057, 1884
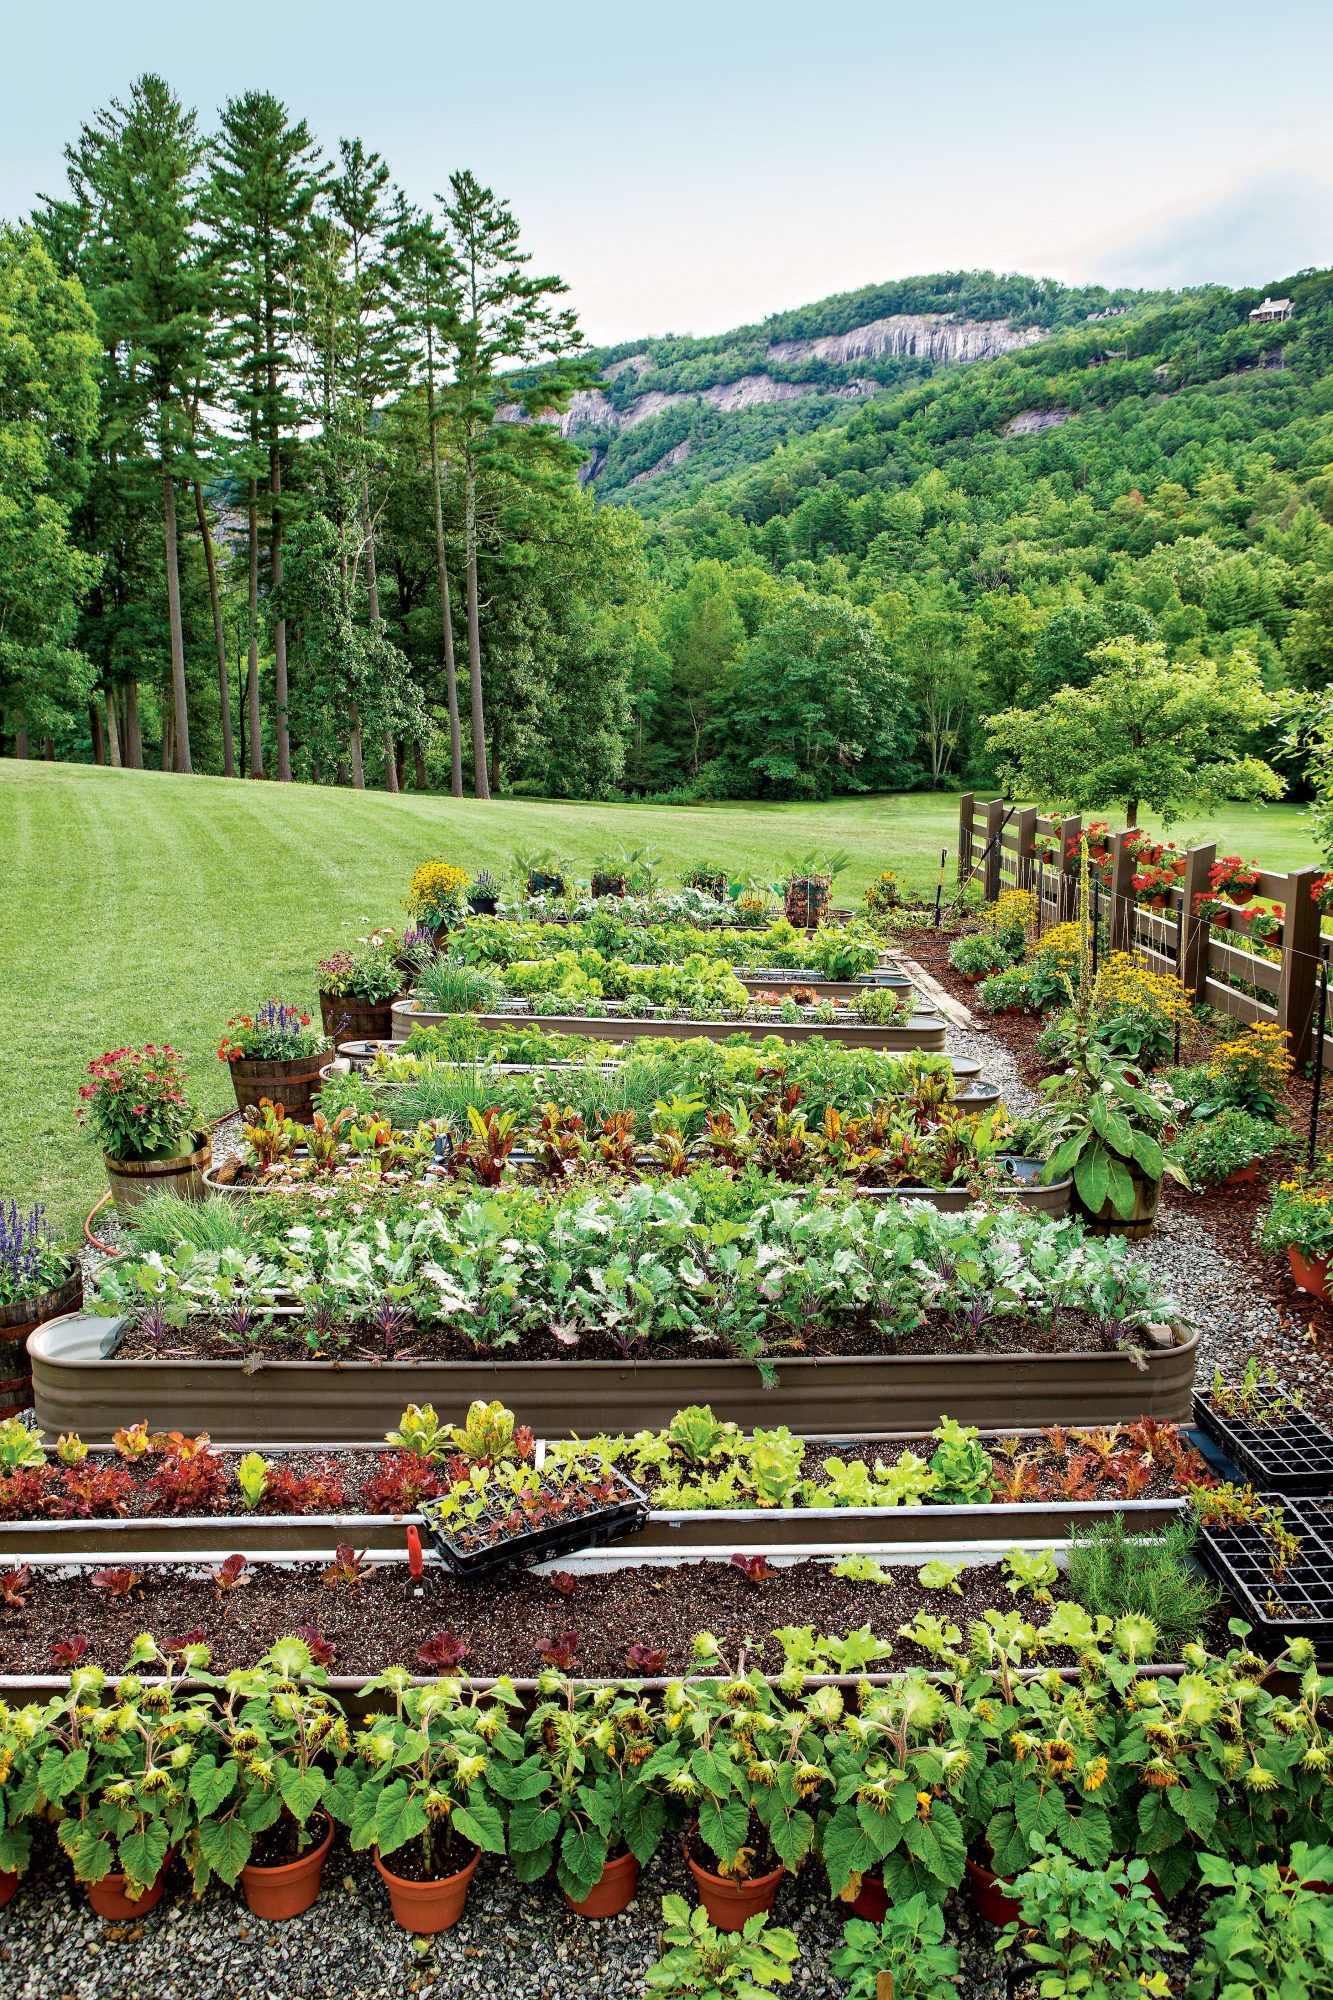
0, 1558, 1098, 1680
110, 1306, 1144, 1367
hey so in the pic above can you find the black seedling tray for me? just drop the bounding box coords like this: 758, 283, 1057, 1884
1193, 1395, 1333, 1498
419, 1467, 650, 1579
1196, 1493, 1333, 1654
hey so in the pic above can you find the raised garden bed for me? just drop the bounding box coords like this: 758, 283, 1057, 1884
28, 1311, 1199, 1442
0, 1425, 1199, 1557
1192, 1394, 1333, 1497
391, 1001, 950, 1053
329, 1041, 984, 1083
0, 1550, 1111, 1684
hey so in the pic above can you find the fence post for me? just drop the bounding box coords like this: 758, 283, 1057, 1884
1278, 864, 1325, 1062
957, 794, 974, 885
1015, 806, 1037, 892
984, 799, 1005, 904
1058, 815, 1082, 922
1109, 828, 1136, 951
1179, 841, 1216, 1001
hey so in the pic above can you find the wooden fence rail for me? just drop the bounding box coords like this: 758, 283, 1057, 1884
958, 793, 1329, 1064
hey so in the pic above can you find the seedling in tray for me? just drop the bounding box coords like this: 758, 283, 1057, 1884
419, 1457, 649, 1576
1196, 1364, 1333, 1498
1195, 1490, 1333, 1653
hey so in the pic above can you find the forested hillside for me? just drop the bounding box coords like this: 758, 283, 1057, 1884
1, 71, 1330, 821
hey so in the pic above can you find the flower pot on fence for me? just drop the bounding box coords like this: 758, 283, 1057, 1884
685, 1838, 784, 1932
104, 1139, 211, 1214
239, 1814, 333, 1921
374, 1844, 478, 1933
1288, 1246, 1333, 1304
226, 1052, 328, 1124
965, 1855, 1021, 1928
0, 1263, 81, 1418
1077, 1168, 1161, 1240
86, 1852, 174, 1919
564, 1850, 639, 1917
318, 993, 401, 1047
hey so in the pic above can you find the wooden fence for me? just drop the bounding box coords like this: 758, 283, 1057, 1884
957, 794, 1329, 1061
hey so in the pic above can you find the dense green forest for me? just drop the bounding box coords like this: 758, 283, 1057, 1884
2, 69, 1331, 811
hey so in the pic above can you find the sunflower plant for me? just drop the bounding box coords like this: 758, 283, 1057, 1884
818, 1673, 971, 1907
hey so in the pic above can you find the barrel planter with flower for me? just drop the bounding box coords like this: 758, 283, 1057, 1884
405, 859, 470, 952
77, 1044, 212, 1212
218, 1003, 331, 1123
0, 1200, 81, 1418
316, 934, 409, 1049
1254, 1170, 1333, 1308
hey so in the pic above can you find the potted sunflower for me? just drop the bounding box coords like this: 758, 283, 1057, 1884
406, 859, 470, 946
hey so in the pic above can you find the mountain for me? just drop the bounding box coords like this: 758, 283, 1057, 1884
550, 271, 1191, 506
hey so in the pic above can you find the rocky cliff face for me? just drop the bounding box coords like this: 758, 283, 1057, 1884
766, 312, 1044, 368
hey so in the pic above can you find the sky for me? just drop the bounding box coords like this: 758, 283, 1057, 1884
3, 0, 1331, 345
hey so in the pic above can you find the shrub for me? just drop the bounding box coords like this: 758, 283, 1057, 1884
1191, 1848, 1333, 1999
862, 870, 901, 919
646, 1896, 799, 1997
1170, 1109, 1293, 1188
1065, 1516, 1220, 1651
950, 931, 1009, 980
978, 964, 1036, 1013
406, 858, 470, 929
999, 1850, 1179, 2000
1202, 1023, 1293, 1119
830, 1895, 959, 2000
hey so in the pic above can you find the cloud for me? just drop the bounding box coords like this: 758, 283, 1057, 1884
1067, 161, 1333, 291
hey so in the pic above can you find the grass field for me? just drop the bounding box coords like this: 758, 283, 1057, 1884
1, 760, 1321, 1232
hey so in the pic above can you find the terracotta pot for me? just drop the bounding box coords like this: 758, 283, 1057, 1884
1288, 1245, 1332, 1304
0, 1262, 81, 1418
965, 1854, 1021, 1927
1224, 1160, 1259, 1186
1228, 886, 1257, 906
104, 1138, 212, 1214
0, 1868, 18, 1909
685, 1837, 783, 1933
374, 1843, 478, 1934
240, 1813, 333, 1921
86, 1851, 173, 1919
226, 1051, 329, 1124
318, 992, 401, 1047
849, 1871, 888, 1921
563, 1849, 639, 1918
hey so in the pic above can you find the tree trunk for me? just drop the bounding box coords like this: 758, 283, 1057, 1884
266, 307, 292, 783
426, 353, 463, 796
193, 478, 234, 777
348, 701, 365, 789
336, 758, 350, 786
489, 711, 500, 796
1125, 801, 1139, 830
413, 739, 428, 789
360, 472, 399, 795
104, 687, 122, 768
124, 677, 143, 769
246, 478, 263, 778
90, 702, 105, 766
161, 458, 193, 774
43, 737, 55, 761
14, 724, 28, 758
463, 459, 490, 799
160, 705, 174, 772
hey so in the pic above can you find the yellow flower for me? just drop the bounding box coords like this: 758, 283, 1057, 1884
1082, 1755, 1109, 1793
915, 1790, 933, 1819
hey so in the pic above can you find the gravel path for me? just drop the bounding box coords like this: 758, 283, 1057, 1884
3, 1831, 1194, 2000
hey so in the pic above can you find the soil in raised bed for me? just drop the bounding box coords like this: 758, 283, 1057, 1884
109, 1305, 1156, 1366
0, 1558, 1109, 1680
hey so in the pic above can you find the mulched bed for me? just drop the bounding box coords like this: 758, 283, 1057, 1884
109, 1306, 1149, 1366
0, 1557, 1091, 1680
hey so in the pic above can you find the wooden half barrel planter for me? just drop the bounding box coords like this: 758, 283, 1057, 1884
225, 1050, 330, 1123
317, 991, 405, 1049
0, 1263, 83, 1417
29, 1311, 1199, 1443
391, 1001, 949, 1054
103, 1136, 212, 1214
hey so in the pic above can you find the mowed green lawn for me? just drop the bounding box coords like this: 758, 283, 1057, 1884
0, 760, 1320, 1233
